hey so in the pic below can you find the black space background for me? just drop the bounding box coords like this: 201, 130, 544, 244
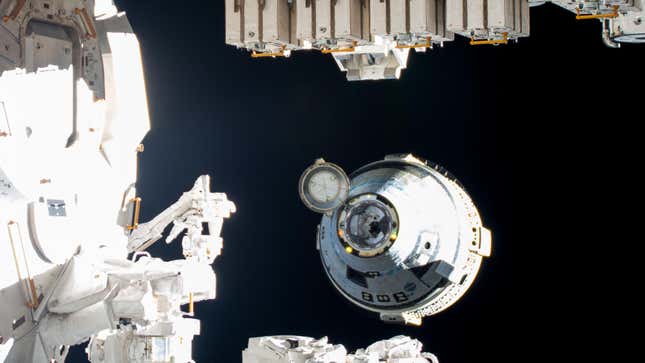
67, 2, 640, 362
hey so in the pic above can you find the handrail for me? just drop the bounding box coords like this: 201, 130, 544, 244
2, 0, 26, 23
396, 37, 432, 49
576, 5, 619, 20
0, 102, 10, 137
251, 50, 285, 58
75, 8, 97, 39
322, 41, 358, 54
251, 45, 287, 58
7, 221, 40, 309
470, 32, 508, 46
127, 197, 142, 231
251, 46, 287, 58
189, 292, 194, 315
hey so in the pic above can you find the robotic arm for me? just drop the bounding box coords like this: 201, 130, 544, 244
128, 175, 236, 264
2, 176, 235, 363
80, 174, 235, 363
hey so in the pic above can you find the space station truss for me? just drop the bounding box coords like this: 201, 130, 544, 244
225, 0, 645, 80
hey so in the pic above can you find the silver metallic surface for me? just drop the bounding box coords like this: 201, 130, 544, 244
315, 154, 491, 325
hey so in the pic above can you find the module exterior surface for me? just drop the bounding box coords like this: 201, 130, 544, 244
242, 335, 439, 363
0, 1, 235, 362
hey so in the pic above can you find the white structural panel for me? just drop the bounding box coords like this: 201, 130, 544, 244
334, 0, 364, 40
226, 0, 295, 48
0, 1, 235, 362
225, 0, 645, 81
242, 336, 439, 363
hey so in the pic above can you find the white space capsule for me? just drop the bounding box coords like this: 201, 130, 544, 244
299, 154, 492, 325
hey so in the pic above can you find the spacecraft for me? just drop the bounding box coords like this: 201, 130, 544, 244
225, 0, 645, 80
242, 335, 439, 363
298, 155, 491, 326
0, 1, 239, 362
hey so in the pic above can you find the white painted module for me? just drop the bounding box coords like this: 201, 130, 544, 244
0, 1, 236, 362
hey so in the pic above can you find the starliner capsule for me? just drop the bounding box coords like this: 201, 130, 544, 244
299, 154, 492, 325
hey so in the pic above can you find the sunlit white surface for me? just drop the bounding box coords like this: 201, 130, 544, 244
0, 1, 233, 362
